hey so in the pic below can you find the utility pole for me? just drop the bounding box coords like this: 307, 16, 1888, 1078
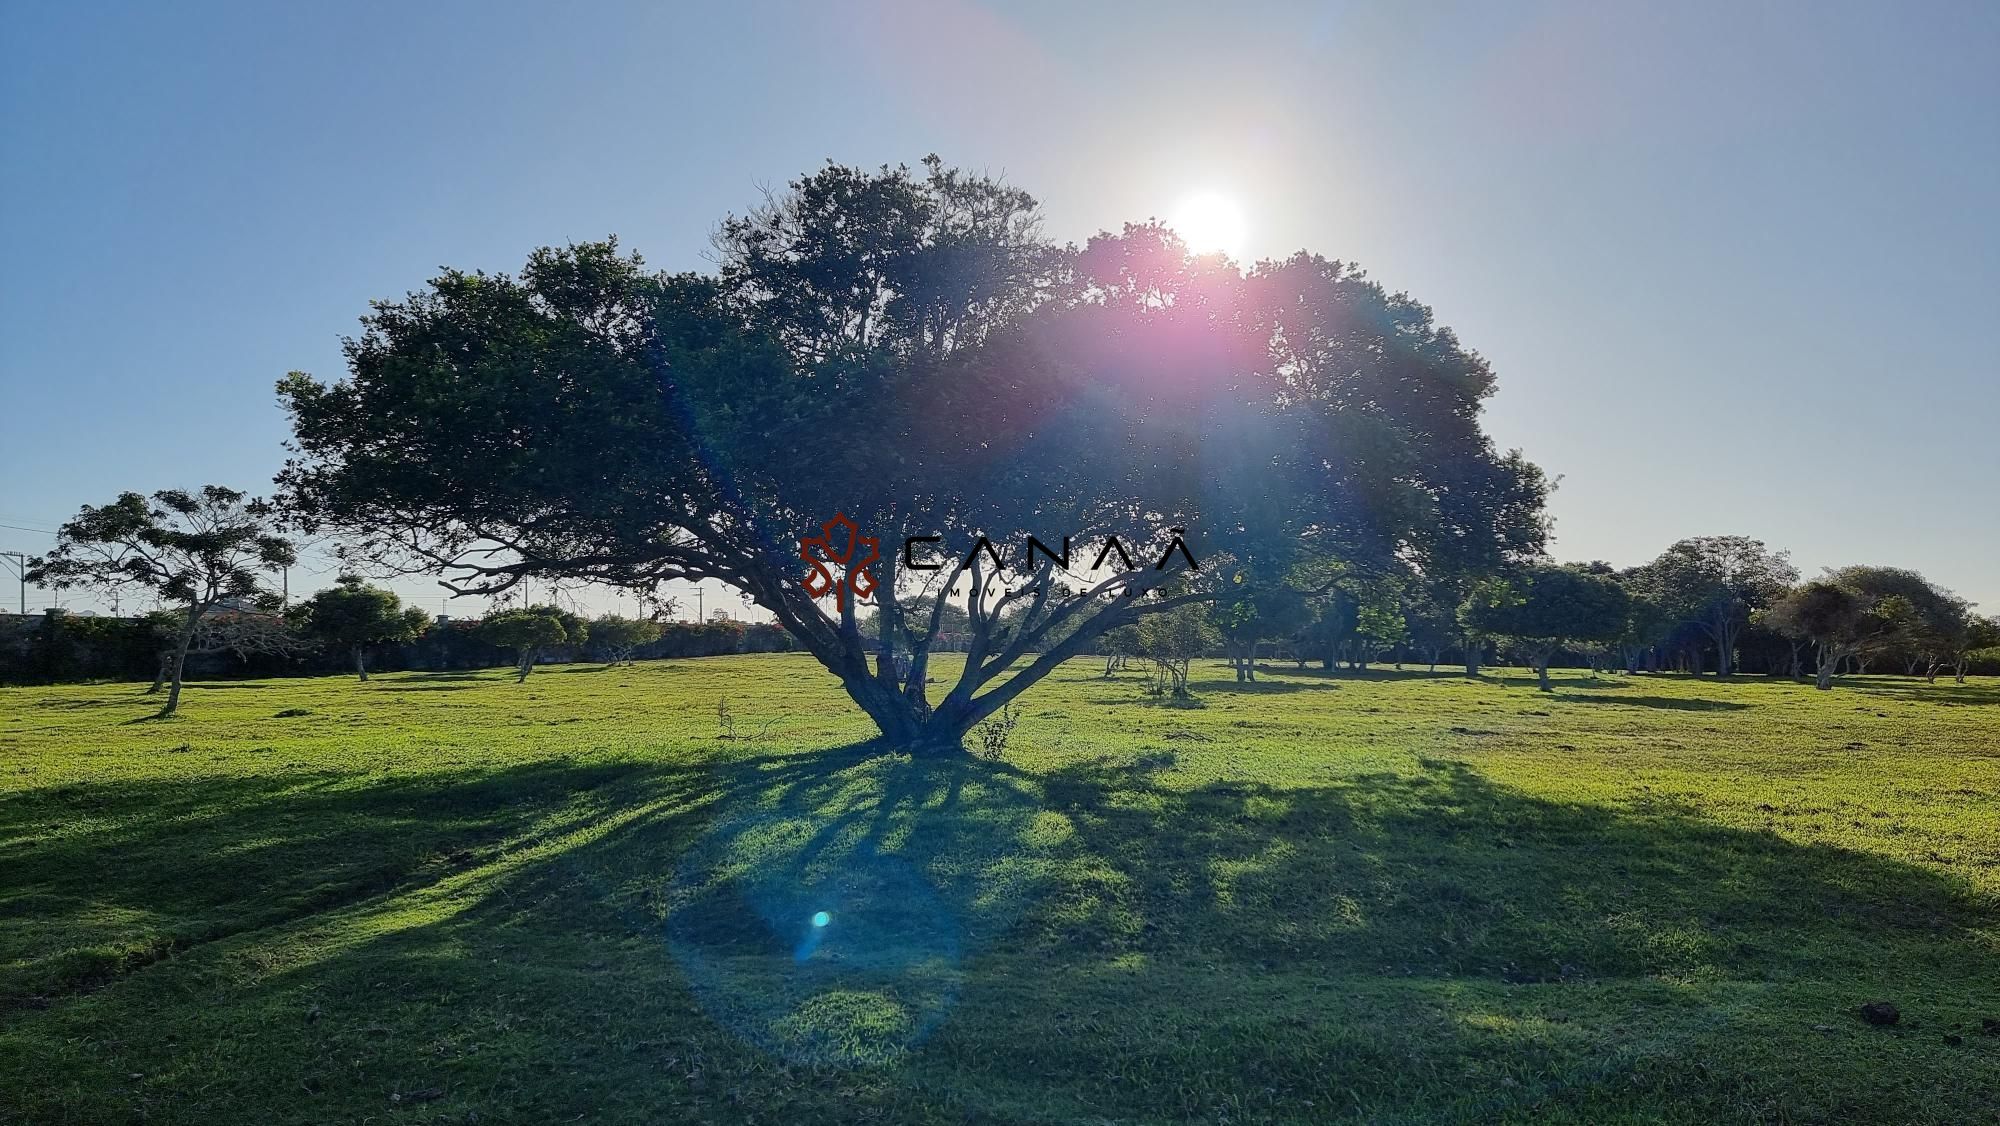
694, 584, 704, 623
0, 552, 25, 616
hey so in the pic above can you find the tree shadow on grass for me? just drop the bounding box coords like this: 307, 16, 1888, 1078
5, 745, 1996, 1122
1250, 665, 1490, 683
25, 695, 145, 711
1549, 693, 1751, 712
0, 759, 674, 1004
1198, 679, 1336, 696
441, 747, 1997, 1116
1482, 674, 1638, 690
1853, 680, 2000, 707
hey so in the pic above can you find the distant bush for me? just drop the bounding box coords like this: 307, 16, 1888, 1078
640, 621, 796, 659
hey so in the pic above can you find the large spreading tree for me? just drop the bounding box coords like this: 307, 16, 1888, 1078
277, 158, 1543, 752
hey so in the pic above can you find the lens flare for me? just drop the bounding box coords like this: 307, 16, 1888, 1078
812, 910, 831, 928
1169, 191, 1249, 259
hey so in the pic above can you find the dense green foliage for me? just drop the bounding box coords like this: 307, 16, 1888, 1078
275, 159, 1546, 749
3, 656, 1994, 1123
1460, 565, 1629, 691
293, 576, 430, 679
589, 614, 664, 663
25, 486, 295, 715
475, 606, 585, 681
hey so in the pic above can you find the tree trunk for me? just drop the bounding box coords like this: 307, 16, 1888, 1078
1536, 655, 1552, 693
157, 605, 204, 718
354, 645, 369, 681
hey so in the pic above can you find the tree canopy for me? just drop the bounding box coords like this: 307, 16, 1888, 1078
1461, 564, 1629, 692
591, 614, 664, 663
1637, 536, 1797, 677
293, 575, 430, 680
278, 158, 1545, 750
28, 486, 295, 716
476, 607, 583, 681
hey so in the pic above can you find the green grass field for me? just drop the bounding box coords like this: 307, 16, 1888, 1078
3, 656, 1997, 1124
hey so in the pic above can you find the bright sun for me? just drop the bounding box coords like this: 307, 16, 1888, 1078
1169, 191, 1249, 259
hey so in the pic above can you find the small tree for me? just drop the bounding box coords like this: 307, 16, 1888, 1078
1615, 587, 1672, 675
1295, 593, 1357, 672
1765, 581, 1889, 690
1099, 622, 1143, 676
477, 608, 574, 681
1349, 588, 1407, 670
1460, 564, 1629, 692
1401, 583, 1459, 673
1139, 603, 1217, 698
1953, 615, 2000, 684
1641, 536, 1797, 677
591, 614, 663, 664
1211, 586, 1311, 683
28, 487, 295, 717
294, 575, 430, 680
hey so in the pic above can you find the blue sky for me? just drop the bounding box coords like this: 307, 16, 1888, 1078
3, 0, 1995, 618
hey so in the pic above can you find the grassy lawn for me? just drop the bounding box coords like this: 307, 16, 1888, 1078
3, 656, 1997, 1123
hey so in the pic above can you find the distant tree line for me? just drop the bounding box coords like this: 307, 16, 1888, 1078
1189, 536, 1999, 694
0, 591, 796, 692
14, 491, 1993, 709
867, 535, 1998, 696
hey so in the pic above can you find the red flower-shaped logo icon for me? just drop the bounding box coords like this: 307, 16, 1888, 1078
799, 512, 879, 611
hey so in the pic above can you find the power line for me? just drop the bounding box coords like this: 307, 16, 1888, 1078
1, 552, 28, 614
